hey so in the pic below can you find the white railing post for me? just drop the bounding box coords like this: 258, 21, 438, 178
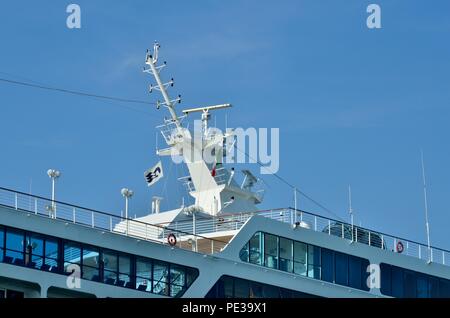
110, 216, 113, 232
381, 235, 384, 249
419, 245, 421, 259
328, 220, 331, 235
341, 223, 344, 239
34, 198, 38, 214
442, 251, 445, 265
15, 193, 18, 210
91, 211, 94, 228
406, 241, 409, 256
368, 231, 371, 246
211, 240, 214, 254
355, 227, 358, 242
394, 238, 397, 253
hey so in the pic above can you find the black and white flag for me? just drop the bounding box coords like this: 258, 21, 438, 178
144, 161, 163, 187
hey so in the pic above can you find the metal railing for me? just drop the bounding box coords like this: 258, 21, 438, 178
0, 187, 227, 255
161, 207, 450, 267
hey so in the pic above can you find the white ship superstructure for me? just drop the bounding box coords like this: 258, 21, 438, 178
0, 43, 449, 298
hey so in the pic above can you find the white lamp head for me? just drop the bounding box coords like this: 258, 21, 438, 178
121, 188, 134, 198
47, 169, 61, 179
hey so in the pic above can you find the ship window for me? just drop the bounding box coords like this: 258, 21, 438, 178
118, 255, 131, 285
428, 277, 439, 298
440, 279, 450, 297
416, 274, 428, 298
321, 248, 334, 283
103, 250, 118, 283
335, 252, 349, 286
249, 232, 262, 265
279, 237, 293, 272
360, 259, 370, 291
348, 255, 362, 289
44, 239, 59, 269
404, 270, 416, 298
136, 257, 152, 292
239, 242, 249, 262
293, 241, 307, 276
380, 263, 391, 295
82, 246, 100, 281
307, 245, 321, 279
391, 266, 404, 298
5, 229, 24, 262
0, 227, 3, 262
25, 234, 43, 267
64, 242, 81, 274
264, 233, 278, 269
170, 264, 186, 297
234, 278, 250, 298
153, 261, 169, 296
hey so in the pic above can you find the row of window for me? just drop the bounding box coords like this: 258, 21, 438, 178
240, 232, 370, 292
0, 289, 24, 299
380, 263, 450, 298
205, 275, 319, 298
0, 225, 198, 297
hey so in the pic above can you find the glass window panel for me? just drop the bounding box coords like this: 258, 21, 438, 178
170, 284, 184, 298
0, 227, 3, 248
279, 238, 293, 272
64, 242, 81, 264
439, 279, 450, 297
428, 277, 439, 298
348, 256, 362, 289
153, 261, 169, 296
103, 251, 118, 272
83, 266, 99, 281
416, 275, 428, 298
264, 234, 278, 269
170, 265, 185, 286
335, 252, 349, 286
136, 276, 151, 292
221, 276, 234, 298
234, 278, 249, 298
380, 263, 391, 296
293, 241, 307, 276
249, 283, 264, 298
321, 248, 334, 283
239, 243, 249, 262
25, 234, 43, 259
404, 271, 416, 298
119, 255, 131, 275
136, 258, 152, 279
6, 229, 24, 260
262, 284, 280, 298
82, 246, 100, 269
391, 266, 404, 298
249, 232, 262, 265
186, 268, 198, 286
45, 239, 58, 260
307, 246, 321, 279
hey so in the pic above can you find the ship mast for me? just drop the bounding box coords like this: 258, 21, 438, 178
144, 42, 181, 128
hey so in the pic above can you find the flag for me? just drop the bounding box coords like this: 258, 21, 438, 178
144, 161, 164, 187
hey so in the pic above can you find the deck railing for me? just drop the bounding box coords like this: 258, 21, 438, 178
1, 186, 448, 266
163, 208, 450, 267
0, 187, 227, 255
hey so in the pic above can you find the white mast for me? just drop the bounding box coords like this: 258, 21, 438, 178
420, 149, 432, 262
348, 185, 354, 241
144, 42, 181, 128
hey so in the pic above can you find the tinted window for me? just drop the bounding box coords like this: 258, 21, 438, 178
321, 248, 334, 283
416, 274, 428, 298
6, 229, 24, 260
249, 232, 262, 265
380, 263, 392, 295
335, 252, 348, 286
440, 279, 450, 298
348, 256, 362, 289
153, 261, 169, 296
391, 266, 404, 298
307, 245, 321, 279
404, 271, 416, 298
264, 234, 278, 269
293, 241, 307, 276
279, 237, 293, 272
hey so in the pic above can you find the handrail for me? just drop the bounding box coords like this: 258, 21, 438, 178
0, 186, 227, 254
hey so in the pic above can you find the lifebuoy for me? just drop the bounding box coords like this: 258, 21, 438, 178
167, 233, 177, 246
396, 241, 404, 253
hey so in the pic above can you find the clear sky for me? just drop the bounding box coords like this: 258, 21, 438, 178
0, 1, 449, 249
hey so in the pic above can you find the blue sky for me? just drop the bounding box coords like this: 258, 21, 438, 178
0, 1, 449, 249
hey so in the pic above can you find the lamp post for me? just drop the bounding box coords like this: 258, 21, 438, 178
121, 188, 133, 235
47, 169, 61, 218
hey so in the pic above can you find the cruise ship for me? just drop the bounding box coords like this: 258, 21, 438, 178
0, 43, 449, 299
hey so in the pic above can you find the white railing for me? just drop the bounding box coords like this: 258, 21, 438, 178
0, 187, 227, 255
164, 207, 450, 267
